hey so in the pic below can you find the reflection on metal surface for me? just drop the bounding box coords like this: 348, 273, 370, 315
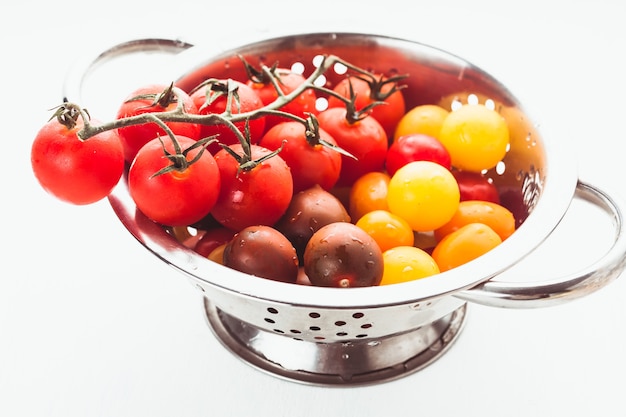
204, 298, 467, 386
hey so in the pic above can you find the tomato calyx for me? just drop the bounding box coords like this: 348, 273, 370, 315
219, 138, 286, 176
302, 114, 356, 160
240, 55, 279, 85
151, 135, 216, 178
360, 73, 408, 103
50, 103, 90, 132
190, 78, 242, 113
126, 82, 179, 110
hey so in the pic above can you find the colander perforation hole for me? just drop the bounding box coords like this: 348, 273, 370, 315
309, 312, 321, 318
335, 321, 346, 326
264, 318, 275, 324
310, 326, 321, 331
352, 312, 364, 319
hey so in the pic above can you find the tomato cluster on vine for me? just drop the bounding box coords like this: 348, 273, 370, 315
30, 53, 517, 288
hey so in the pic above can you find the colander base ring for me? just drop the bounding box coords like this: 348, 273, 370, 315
203, 298, 467, 386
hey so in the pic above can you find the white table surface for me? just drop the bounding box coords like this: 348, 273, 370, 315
3, 1, 626, 416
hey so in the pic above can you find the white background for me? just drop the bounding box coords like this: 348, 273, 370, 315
2, 1, 626, 416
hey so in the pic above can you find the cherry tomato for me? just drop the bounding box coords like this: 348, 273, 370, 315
387, 161, 460, 232
31, 115, 124, 205
453, 170, 500, 204
434, 200, 516, 242
247, 68, 318, 132
326, 74, 406, 139
211, 143, 293, 231
259, 121, 342, 193
355, 210, 414, 253
190, 79, 266, 154
348, 171, 390, 222
128, 135, 220, 226
207, 243, 227, 264
438, 104, 510, 172
317, 107, 388, 187
193, 226, 237, 257
385, 133, 451, 177
223, 225, 299, 283
380, 246, 440, 285
274, 185, 351, 262
393, 104, 449, 142
116, 84, 201, 163
304, 222, 383, 288
432, 223, 502, 272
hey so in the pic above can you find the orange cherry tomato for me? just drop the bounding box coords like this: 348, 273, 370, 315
434, 200, 516, 242
432, 223, 502, 272
348, 171, 390, 222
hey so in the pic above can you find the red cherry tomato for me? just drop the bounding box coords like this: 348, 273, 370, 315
452, 170, 500, 204
116, 84, 201, 163
128, 135, 221, 226
327, 74, 406, 139
247, 68, 318, 132
190, 79, 266, 154
385, 133, 451, 177
259, 121, 342, 192
193, 226, 237, 257
317, 107, 388, 187
31, 114, 124, 205
211, 143, 293, 231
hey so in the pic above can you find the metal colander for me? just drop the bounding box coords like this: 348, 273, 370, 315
67, 32, 626, 386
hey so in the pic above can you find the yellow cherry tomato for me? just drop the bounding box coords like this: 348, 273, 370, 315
348, 171, 390, 222
434, 200, 516, 242
355, 210, 414, 253
393, 104, 449, 142
387, 161, 460, 232
380, 246, 440, 285
438, 104, 510, 172
207, 243, 227, 264
432, 223, 502, 272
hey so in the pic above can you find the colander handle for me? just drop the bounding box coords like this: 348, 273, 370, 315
62, 37, 194, 104
456, 180, 626, 308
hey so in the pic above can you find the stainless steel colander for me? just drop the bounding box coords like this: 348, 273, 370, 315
65, 32, 626, 386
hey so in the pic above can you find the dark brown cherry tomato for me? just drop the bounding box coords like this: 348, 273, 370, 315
303, 222, 383, 288
274, 184, 351, 262
223, 225, 299, 283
